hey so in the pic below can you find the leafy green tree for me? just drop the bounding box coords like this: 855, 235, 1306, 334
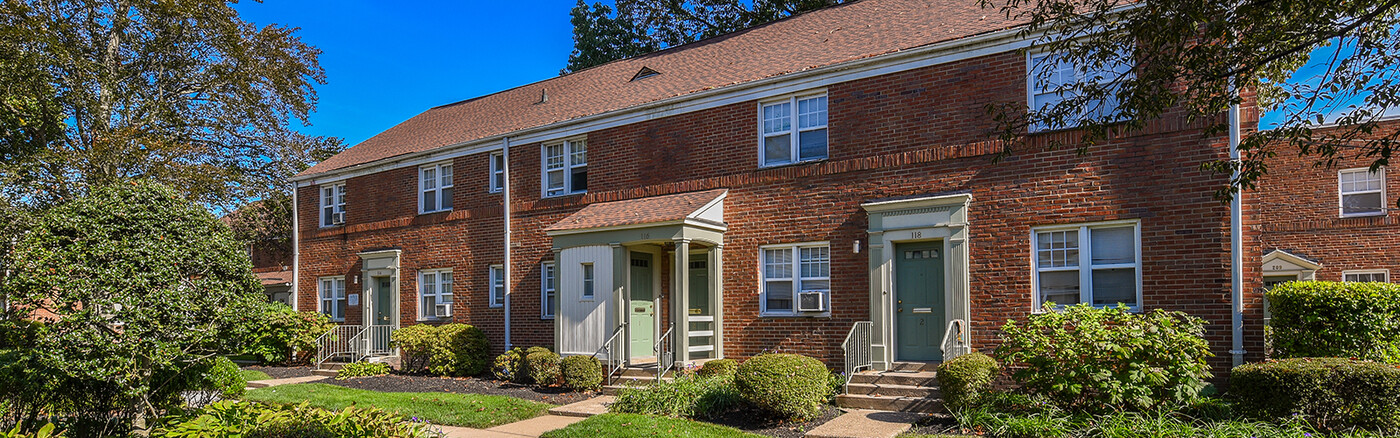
979, 0, 1400, 204
0, 181, 265, 435
564, 0, 847, 72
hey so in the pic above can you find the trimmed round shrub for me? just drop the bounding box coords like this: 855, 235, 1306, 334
1266, 281, 1400, 363
561, 355, 603, 391
937, 351, 1000, 412
526, 350, 562, 386
695, 359, 738, 379
1231, 357, 1400, 432
391, 323, 490, 377
243, 301, 335, 365
525, 346, 553, 356
493, 348, 524, 381
734, 353, 829, 420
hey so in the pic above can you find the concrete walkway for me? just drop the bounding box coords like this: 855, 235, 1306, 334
245, 375, 328, 389
547, 395, 613, 417
437, 395, 610, 438
805, 409, 926, 438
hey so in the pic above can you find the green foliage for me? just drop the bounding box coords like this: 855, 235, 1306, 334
392, 323, 490, 377
696, 359, 738, 379
525, 346, 553, 356
335, 362, 391, 380
170, 357, 247, 408
526, 350, 562, 386
1266, 281, 1400, 363
560, 355, 603, 391
492, 348, 525, 381
1230, 357, 1400, 433
609, 375, 743, 419
244, 383, 550, 429
733, 353, 829, 420
938, 351, 1001, 412
0, 182, 266, 434
151, 400, 443, 438
995, 304, 1213, 412
825, 371, 844, 404
0, 423, 61, 438
243, 301, 335, 365
951, 398, 1340, 438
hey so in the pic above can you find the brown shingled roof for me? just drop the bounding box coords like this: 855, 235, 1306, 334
297, 0, 1023, 178
546, 189, 727, 232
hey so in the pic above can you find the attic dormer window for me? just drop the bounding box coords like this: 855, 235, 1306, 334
631, 67, 660, 82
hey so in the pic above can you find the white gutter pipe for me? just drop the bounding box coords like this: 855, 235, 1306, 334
503, 137, 513, 350
1229, 95, 1246, 368
291, 183, 300, 312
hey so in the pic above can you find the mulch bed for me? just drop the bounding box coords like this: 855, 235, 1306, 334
242, 365, 314, 380
905, 413, 973, 436
703, 405, 842, 438
320, 373, 596, 405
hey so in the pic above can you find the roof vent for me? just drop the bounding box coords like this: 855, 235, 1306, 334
536, 88, 548, 105
630, 66, 661, 82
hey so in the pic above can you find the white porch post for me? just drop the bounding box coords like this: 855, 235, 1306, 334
673, 239, 691, 364
709, 244, 723, 358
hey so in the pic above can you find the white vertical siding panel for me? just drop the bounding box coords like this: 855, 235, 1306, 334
559, 245, 613, 356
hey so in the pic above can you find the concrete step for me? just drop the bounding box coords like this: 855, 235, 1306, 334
619, 368, 674, 378
312, 369, 338, 377
890, 361, 941, 373
844, 382, 941, 398
848, 371, 938, 387
835, 393, 945, 414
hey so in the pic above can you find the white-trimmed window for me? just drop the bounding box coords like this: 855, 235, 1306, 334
320, 183, 346, 227
543, 139, 586, 197
1028, 51, 1131, 132
420, 162, 454, 213
581, 263, 595, 299
541, 262, 556, 319
419, 269, 453, 319
1032, 222, 1141, 309
1339, 168, 1385, 217
490, 152, 505, 193
1343, 270, 1389, 283
489, 265, 504, 308
760, 242, 830, 316
761, 93, 828, 167
318, 276, 347, 321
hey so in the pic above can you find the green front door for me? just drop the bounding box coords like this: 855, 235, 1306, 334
373, 277, 393, 351
629, 253, 655, 359
895, 241, 945, 362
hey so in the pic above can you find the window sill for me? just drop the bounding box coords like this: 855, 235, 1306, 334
541, 316, 555, 320
542, 191, 587, 199
318, 224, 344, 229
419, 209, 453, 216
759, 312, 831, 318
1033, 304, 1141, 313
488, 304, 503, 309
759, 158, 827, 170
1340, 212, 1387, 219
418, 316, 452, 322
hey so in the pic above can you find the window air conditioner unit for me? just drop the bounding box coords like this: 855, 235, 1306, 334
797, 291, 826, 312
435, 303, 452, 318
331, 212, 345, 225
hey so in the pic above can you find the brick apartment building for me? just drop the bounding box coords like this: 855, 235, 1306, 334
287, 0, 1394, 378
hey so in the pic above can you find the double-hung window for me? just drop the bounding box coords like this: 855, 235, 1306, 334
320, 183, 346, 227
419, 269, 453, 319
761, 93, 828, 167
581, 263, 595, 299
420, 162, 454, 213
1339, 168, 1385, 217
489, 265, 504, 307
1032, 222, 1141, 309
1343, 270, 1388, 283
543, 139, 586, 197
760, 243, 830, 316
318, 277, 347, 321
1028, 51, 1131, 132
541, 262, 556, 319
490, 152, 505, 193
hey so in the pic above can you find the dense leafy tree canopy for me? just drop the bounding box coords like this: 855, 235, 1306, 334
565, 0, 846, 73
980, 0, 1400, 204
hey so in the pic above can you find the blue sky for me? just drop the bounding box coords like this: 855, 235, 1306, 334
234, 0, 584, 145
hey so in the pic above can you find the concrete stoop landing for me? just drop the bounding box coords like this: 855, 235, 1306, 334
600, 366, 676, 395
834, 361, 946, 414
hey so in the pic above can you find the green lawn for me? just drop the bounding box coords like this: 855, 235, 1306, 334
541, 413, 763, 438
239, 369, 272, 382
243, 383, 551, 428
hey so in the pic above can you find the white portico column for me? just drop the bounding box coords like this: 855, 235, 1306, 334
672, 238, 691, 364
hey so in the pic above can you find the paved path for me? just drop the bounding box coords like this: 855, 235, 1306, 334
245, 375, 328, 389
805, 409, 925, 438
437, 395, 610, 438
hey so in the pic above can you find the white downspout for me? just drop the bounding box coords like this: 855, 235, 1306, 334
291, 182, 300, 312
1229, 95, 1246, 368
503, 137, 513, 350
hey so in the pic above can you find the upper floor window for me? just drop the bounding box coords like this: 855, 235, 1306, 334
320, 183, 346, 227
420, 162, 454, 213
1028, 51, 1131, 132
419, 269, 453, 320
318, 276, 347, 321
1339, 167, 1385, 217
1032, 221, 1141, 310
490, 152, 505, 193
760, 242, 830, 316
1343, 270, 1388, 283
761, 94, 827, 167
489, 265, 504, 307
543, 139, 586, 197
541, 262, 556, 319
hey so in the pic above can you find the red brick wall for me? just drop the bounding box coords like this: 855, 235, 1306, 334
297, 49, 1262, 375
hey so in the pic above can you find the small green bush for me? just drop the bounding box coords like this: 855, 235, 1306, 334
492, 348, 524, 381
995, 304, 1212, 412
609, 375, 743, 419
525, 346, 553, 356
392, 323, 490, 377
526, 350, 562, 386
243, 301, 336, 365
335, 362, 390, 380
695, 359, 738, 379
1231, 357, 1400, 433
1267, 281, 1400, 363
151, 400, 439, 437
734, 353, 829, 420
938, 351, 1000, 413
560, 355, 603, 391
152, 357, 247, 409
